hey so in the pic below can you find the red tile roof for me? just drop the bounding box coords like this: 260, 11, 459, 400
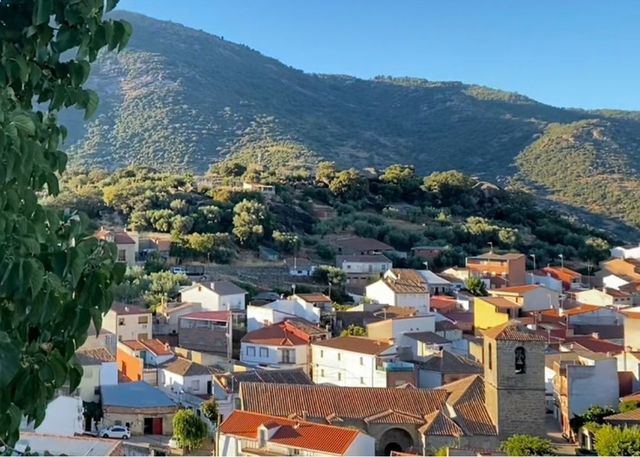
439, 375, 497, 436
219, 410, 361, 455
312, 336, 393, 355
181, 311, 230, 322
563, 336, 624, 354
292, 293, 331, 303
430, 296, 458, 312
240, 382, 449, 423
605, 409, 640, 423
490, 284, 541, 295
121, 338, 173, 356
540, 304, 602, 318
479, 296, 521, 310
482, 321, 547, 342
96, 229, 135, 245
419, 410, 464, 437
242, 321, 311, 346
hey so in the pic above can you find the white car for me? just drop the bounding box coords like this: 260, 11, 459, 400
99, 425, 131, 439
170, 266, 188, 275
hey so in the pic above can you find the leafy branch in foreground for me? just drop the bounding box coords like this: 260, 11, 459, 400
0, 0, 131, 446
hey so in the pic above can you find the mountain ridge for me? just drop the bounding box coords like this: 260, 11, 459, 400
62, 11, 640, 234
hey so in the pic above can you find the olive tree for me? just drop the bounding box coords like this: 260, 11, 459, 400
0, 0, 130, 447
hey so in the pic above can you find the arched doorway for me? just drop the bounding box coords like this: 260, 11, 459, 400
379, 428, 414, 455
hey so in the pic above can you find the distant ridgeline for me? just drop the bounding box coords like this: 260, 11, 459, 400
61, 11, 640, 232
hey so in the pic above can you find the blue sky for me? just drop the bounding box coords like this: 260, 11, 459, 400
118, 0, 640, 110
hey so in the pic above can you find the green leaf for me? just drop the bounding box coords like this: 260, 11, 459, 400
55, 27, 80, 53
106, 0, 119, 12
11, 113, 36, 136
68, 362, 83, 392
84, 90, 99, 119
34, 0, 53, 25
0, 333, 20, 387
118, 20, 133, 51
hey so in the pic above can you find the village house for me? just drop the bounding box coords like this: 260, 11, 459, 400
366, 269, 430, 313
466, 251, 526, 287
550, 350, 619, 439
527, 271, 564, 293
417, 269, 454, 295
15, 433, 124, 456
242, 181, 276, 198
241, 319, 329, 373
160, 357, 214, 396
153, 301, 202, 335
180, 281, 247, 311
623, 307, 640, 351
217, 410, 376, 456
103, 304, 153, 342
596, 258, 640, 286
611, 244, 640, 261
96, 228, 137, 266
311, 336, 416, 388
291, 293, 334, 318
177, 310, 232, 358
284, 256, 316, 276
21, 394, 84, 437
101, 381, 177, 436
116, 338, 174, 383
242, 322, 547, 453
75, 348, 118, 403
473, 296, 521, 331
574, 287, 633, 308
330, 236, 395, 256
336, 254, 393, 283
488, 284, 561, 311
536, 266, 584, 291
246, 298, 321, 332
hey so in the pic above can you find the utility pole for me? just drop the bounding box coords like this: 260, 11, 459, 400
559, 253, 564, 269
488, 241, 494, 253
530, 253, 536, 272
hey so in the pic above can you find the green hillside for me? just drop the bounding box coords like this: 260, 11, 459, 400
62, 11, 640, 232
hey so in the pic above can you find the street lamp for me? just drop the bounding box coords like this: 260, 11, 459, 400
529, 253, 536, 272
488, 241, 494, 253
559, 253, 564, 269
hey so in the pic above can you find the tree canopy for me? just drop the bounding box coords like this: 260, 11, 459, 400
172, 409, 208, 452
500, 435, 557, 456
0, 0, 130, 446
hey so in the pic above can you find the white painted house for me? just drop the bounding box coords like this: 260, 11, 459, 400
240, 321, 315, 373
336, 254, 393, 275
312, 336, 415, 388
417, 270, 453, 295
180, 281, 247, 311
246, 299, 321, 332
21, 395, 84, 437
75, 348, 118, 403
103, 304, 152, 342
218, 411, 376, 457
160, 357, 213, 396
611, 244, 640, 260
365, 269, 430, 313
488, 284, 561, 312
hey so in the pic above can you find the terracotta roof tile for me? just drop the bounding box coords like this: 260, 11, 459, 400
418, 350, 483, 375
312, 336, 393, 355
482, 321, 547, 342
336, 254, 392, 263
364, 410, 424, 424
96, 229, 135, 245
219, 410, 361, 455
162, 357, 211, 377
440, 375, 497, 436
605, 409, 640, 422
76, 348, 115, 365
563, 336, 624, 354
489, 284, 541, 295
479, 296, 521, 310
292, 293, 331, 303
181, 311, 231, 322
540, 304, 601, 318
468, 251, 524, 261
121, 338, 173, 356
216, 368, 312, 394
405, 332, 451, 345
242, 321, 313, 346
419, 410, 465, 437
240, 382, 449, 423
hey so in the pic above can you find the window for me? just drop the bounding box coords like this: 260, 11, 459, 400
515, 346, 526, 374
118, 318, 125, 326
337, 352, 341, 361
338, 372, 342, 381
360, 377, 364, 384
191, 380, 200, 391
259, 347, 269, 358
320, 369, 325, 377
359, 357, 363, 366
246, 346, 256, 357
320, 350, 324, 358
118, 249, 126, 262
138, 316, 148, 324
488, 343, 492, 369
281, 349, 295, 364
